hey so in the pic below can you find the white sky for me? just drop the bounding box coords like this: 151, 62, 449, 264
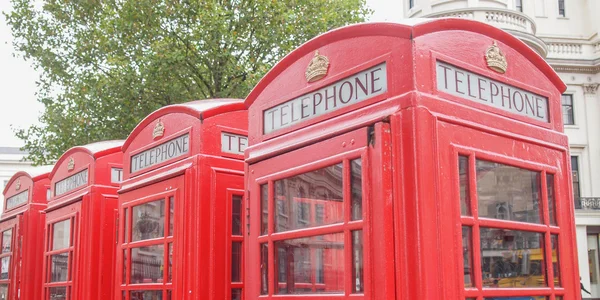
0, 0, 403, 148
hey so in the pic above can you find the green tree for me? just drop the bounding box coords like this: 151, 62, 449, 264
6, 0, 371, 165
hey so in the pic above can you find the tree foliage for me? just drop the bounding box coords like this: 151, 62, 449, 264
6, 0, 371, 165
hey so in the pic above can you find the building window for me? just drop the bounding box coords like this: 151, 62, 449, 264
571, 156, 580, 202
558, 0, 565, 16
516, 0, 523, 12
409, 0, 414, 9
562, 94, 574, 125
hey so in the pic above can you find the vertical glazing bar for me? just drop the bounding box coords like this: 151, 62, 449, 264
469, 155, 483, 292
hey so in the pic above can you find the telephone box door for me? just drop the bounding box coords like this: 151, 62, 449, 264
436, 122, 575, 300
118, 175, 183, 300
0, 219, 17, 300
43, 201, 81, 300
246, 124, 394, 300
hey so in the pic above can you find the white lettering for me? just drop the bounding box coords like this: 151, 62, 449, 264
263, 63, 388, 134
436, 61, 549, 122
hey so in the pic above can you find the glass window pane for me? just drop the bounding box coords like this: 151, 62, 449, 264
0, 284, 8, 300
2, 230, 12, 253
111, 168, 123, 183
131, 245, 165, 284
480, 228, 546, 288
261, 185, 268, 236
232, 288, 242, 300
169, 196, 174, 236
484, 298, 547, 300
351, 159, 363, 220
129, 290, 163, 300
52, 219, 71, 250
551, 235, 561, 286
261, 243, 268, 295
50, 253, 68, 282
462, 226, 473, 287
132, 199, 165, 242
476, 160, 542, 224
48, 287, 66, 300
275, 164, 343, 232
352, 230, 364, 293
275, 233, 344, 294
232, 195, 242, 236
168, 243, 173, 283
121, 291, 126, 300
167, 290, 172, 300
122, 249, 127, 284
459, 156, 471, 216
0, 257, 9, 280
546, 174, 556, 225
123, 208, 128, 243
232, 242, 242, 282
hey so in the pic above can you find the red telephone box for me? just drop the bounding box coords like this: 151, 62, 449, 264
244, 19, 579, 300
0, 166, 53, 300
116, 99, 248, 300
43, 140, 124, 300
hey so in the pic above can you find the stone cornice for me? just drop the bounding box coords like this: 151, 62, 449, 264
549, 58, 600, 74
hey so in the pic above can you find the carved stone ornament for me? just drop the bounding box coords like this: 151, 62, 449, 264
153, 119, 165, 139
485, 41, 508, 74
305, 51, 330, 83
583, 84, 600, 95
67, 157, 75, 171
15, 179, 20, 191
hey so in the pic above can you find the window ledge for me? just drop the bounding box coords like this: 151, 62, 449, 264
564, 125, 579, 129
557, 16, 569, 20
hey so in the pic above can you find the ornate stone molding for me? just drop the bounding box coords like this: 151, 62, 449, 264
583, 84, 600, 95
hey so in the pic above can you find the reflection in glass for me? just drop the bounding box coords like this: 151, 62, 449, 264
232, 288, 242, 300
232, 242, 241, 282
275, 233, 344, 294
459, 156, 471, 215
480, 228, 546, 288
168, 243, 173, 283
50, 253, 68, 282
462, 226, 473, 287
232, 195, 242, 235
0, 284, 7, 300
130, 290, 162, 300
476, 160, 541, 224
275, 164, 343, 232
122, 249, 127, 284
123, 208, 128, 243
52, 219, 71, 250
0, 257, 8, 280
352, 230, 364, 293
131, 245, 165, 284
261, 243, 268, 295
261, 185, 268, 235
48, 286, 66, 300
132, 199, 165, 242
169, 197, 174, 236
547, 174, 557, 226
1, 230, 11, 254
351, 159, 363, 220
551, 235, 561, 286
484, 298, 546, 300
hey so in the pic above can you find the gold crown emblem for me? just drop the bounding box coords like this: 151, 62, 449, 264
305, 51, 330, 83
153, 119, 165, 139
485, 41, 507, 74
67, 157, 75, 171
15, 179, 20, 191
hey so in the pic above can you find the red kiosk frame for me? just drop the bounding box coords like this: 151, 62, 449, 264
116, 99, 247, 300
0, 165, 53, 300
244, 19, 579, 300
43, 141, 124, 300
